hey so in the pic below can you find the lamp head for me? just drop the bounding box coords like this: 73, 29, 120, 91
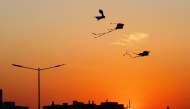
12, 64, 23, 67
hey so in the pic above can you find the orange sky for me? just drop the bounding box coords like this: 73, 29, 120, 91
0, 1, 190, 109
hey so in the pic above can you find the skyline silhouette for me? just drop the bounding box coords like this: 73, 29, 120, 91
1, 89, 129, 109
0, 89, 172, 109
0, 89, 29, 109
44, 100, 125, 109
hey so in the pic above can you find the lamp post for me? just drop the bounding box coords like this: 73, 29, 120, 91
12, 64, 66, 109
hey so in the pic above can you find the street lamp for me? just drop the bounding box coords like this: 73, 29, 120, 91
12, 64, 66, 109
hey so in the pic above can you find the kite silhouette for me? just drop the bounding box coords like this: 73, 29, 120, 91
95, 9, 105, 21
123, 51, 150, 58
92, 23, 124, 38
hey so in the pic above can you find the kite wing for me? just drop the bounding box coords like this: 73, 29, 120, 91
99, 9, 104, 16
95, 16, 104, 20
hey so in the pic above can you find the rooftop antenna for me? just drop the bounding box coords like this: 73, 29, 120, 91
106, 98, 108, 102
129, 100, 130, 109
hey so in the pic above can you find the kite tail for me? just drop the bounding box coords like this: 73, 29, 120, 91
126, 53, 132, 57
110, 23, 119, 24
133, 56, 141, 58
94, 33, 104, 38
108, 29, 115, 31
92, 33, 103, 35
126, 50, 138, 55
123, 51, 133, 57
93, 29, 115, 38
93, 29, 115, 35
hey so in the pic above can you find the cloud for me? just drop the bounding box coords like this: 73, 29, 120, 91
110, 32, 149, 47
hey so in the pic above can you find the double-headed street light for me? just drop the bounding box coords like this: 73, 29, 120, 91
12, 64, 66, 109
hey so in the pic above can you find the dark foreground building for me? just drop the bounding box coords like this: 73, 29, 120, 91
0, 89, 29, 109
43, 100, 124, 109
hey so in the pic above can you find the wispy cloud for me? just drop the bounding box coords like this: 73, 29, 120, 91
110, 32, 149, 47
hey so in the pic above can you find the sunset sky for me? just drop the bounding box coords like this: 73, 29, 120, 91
0, 1, 190, 109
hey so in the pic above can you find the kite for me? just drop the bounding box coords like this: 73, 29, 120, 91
95, 9, 105, 21
92, 23, 124, 38
123, 51, 150, 58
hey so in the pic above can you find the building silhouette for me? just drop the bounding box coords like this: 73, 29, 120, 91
0, 89, 2, 106
0, 89, 29, 109
43, 100, 124, 109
